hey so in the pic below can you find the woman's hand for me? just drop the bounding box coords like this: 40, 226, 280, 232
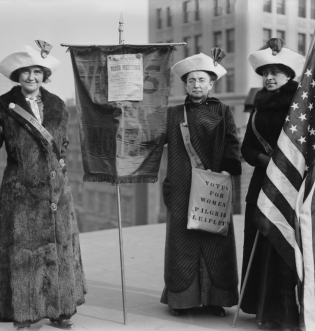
221, 171, 230, 176
256, 153, 271, 168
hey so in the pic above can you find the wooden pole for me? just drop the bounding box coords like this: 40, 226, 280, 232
116, 12, 127, 325
232, 229, 260, 328
115, 184, 127, 325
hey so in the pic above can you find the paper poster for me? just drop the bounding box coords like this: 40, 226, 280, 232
107, 54, 143, 101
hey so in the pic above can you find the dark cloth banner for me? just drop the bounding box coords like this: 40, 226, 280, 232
69, 45, 175, 183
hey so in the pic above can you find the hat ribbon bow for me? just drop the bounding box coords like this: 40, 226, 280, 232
35, 40, 53, 59
210, 48, 226, 66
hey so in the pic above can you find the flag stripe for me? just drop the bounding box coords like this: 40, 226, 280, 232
254, 206, 296, 271
277, 129, 305, 178
256, 190, 295, 248
294, 186, 304, 281
262, 175, 296, 228
304, 165, 315, 202
266, 158, 299, 210
298, 178, 315, 330
272, 147, 303, 192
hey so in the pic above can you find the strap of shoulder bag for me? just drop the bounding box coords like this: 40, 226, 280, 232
252, 110, 274, 157
180, 106, 205, 170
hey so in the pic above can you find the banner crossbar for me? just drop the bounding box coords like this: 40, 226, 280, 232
61, 42, 186, 47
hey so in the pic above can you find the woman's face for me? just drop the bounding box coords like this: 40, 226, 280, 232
185, 71, 213, 102
19, 66, 44, 95
262, 65, 290, 91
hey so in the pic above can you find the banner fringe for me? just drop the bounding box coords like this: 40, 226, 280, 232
83, 174, 158, 185
69, 44, 177, 55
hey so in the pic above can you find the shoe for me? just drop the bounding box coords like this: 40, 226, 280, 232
207, 305, 227, 317
171, 308, 187, 316
50, 318, 75, 329
258, 321, 279, 330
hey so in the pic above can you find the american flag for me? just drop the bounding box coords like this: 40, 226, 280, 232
254, 39, 315, 330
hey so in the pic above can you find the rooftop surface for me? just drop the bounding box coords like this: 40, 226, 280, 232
1, 214, 259, 331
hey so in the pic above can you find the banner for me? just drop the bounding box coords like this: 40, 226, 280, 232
69, 44, 175, 184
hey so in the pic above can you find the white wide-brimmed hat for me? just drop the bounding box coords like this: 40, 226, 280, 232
248, 40, 305, 78
171, 52, 227, 81
0, 44, 60, 82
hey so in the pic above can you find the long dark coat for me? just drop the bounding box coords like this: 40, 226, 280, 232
162, 97, 241, 294
240, 80, 299, 327
0, 86, 86, 323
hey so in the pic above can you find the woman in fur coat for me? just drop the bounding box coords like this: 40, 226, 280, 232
240, 39, 305, 331
0, 44, 86, 330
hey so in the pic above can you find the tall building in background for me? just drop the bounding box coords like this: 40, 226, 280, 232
149, 0, 315, 211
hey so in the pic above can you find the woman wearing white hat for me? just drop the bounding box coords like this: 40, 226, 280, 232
161, 51, 241, 317
241, 39, 305, 331
0, 42, 86, 330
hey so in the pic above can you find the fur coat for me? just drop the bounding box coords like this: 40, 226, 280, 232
0, 86, 87, 323
162, 97, 241, 294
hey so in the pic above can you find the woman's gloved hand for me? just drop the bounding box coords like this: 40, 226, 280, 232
256, 153, 271, 169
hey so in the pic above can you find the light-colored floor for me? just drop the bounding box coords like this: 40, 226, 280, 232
1, 215, 259, 331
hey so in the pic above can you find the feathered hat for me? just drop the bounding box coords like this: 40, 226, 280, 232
248, 38, 305, 78
171, 49, 227, 81
0, 40, 60, 82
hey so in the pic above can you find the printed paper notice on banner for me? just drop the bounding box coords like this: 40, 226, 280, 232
107, 54, 143, 101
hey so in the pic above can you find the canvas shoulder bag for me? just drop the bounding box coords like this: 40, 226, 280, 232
180, 106, 232, 236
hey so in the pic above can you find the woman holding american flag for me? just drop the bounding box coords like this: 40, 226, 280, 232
240, 38, 305, 331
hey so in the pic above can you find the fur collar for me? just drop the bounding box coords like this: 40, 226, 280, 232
254, 80, 298, 113
1, 85, 64, 129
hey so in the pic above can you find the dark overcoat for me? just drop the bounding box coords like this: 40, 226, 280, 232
240, 80, 299, 318
241, 80, 299, 204
162, 97, 241, 294
0, 86, 86, 323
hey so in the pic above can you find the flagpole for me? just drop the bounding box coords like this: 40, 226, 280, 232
232, 229, 260, 327
116, 12, 127, 325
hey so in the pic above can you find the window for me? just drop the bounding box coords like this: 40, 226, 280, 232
183, 37, 191, 58
195, 0, 201, 20
226, 29, 235, 52
226, 69, 235, 92
277, 30, 285, 43
195, 35, 202, 54
214, 78, 223, 93
263, 0, 272, 12
311, 0, 315, 19
263, 28, 272, 45
87, 191, 95, 211
183, 1, 189, 23
276, 0, 285, 14
214, 31, 222, 48
214, 0, 222, 16
166, 7, 172, 27
98, 193, 108, 215
157, 8, 162, 29
226, 0, 235, 13
298, 0, 306, 18
298, 33, 306, 55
